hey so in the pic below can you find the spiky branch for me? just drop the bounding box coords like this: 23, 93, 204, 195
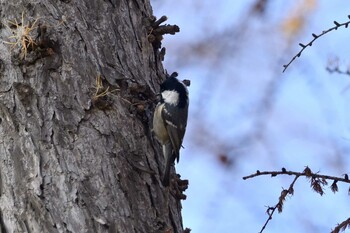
326, 66, 350, 76
283, 16, 350, 72
332, 218, 350, 233
258, 175, 299, 233
243, 167, 350, 185
243, 167, 350, 233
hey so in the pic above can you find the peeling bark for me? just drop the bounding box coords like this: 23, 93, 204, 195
0, 0, 183, 232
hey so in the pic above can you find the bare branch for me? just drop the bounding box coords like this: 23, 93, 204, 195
243, 168, 350, 184
244, 167, 350, 233
283, 16, 350, 72
332, 218, 350, 233
259, 175, 299, 233
326, 66, 350, 76
151, 15, 168, 28
147, 15, 180, 50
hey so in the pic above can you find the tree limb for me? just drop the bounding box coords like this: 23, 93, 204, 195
283, 16, 350, 72
243, 168, 350, 184
259, 175, 299, 233
332, 218, 350, 233
243, 167, 350, 233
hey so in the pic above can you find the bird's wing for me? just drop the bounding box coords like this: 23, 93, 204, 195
162, 104, 188, 162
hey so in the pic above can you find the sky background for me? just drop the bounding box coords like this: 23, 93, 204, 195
152, 1, 350, 232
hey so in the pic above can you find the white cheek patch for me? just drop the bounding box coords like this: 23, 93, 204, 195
162, 90, 179, 105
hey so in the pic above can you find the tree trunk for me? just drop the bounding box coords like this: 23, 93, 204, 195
0, 1, 184, 232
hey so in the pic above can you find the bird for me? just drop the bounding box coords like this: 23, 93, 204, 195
153, 72, 189, 186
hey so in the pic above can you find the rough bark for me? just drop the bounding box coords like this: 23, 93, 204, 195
0, 0, 183, 232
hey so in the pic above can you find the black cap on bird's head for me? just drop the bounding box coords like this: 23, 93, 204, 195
160, 72, 178, 91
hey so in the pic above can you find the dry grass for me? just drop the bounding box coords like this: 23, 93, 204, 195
3, 12, 39, 59
93, 74, 110, 99
93, 74, 119, 99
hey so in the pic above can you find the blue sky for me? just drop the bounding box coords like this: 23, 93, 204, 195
152, 1, 350, 232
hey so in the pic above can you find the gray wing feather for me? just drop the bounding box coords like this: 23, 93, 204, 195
161, 104, 188, 163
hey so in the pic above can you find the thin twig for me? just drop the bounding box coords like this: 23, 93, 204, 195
259, 175, 300, 233
283, 16, 350, 72
326, 67, 350, 76
152, 15, 168, 28
332, 218, 350, 233
243, 169, 350, 184
325, 65, 350, 94
244, 167, 350, 232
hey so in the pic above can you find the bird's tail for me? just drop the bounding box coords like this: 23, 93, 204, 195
162, 143, 176, 186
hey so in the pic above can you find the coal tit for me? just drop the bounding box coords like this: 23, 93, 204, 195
153, 72, 189, 186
